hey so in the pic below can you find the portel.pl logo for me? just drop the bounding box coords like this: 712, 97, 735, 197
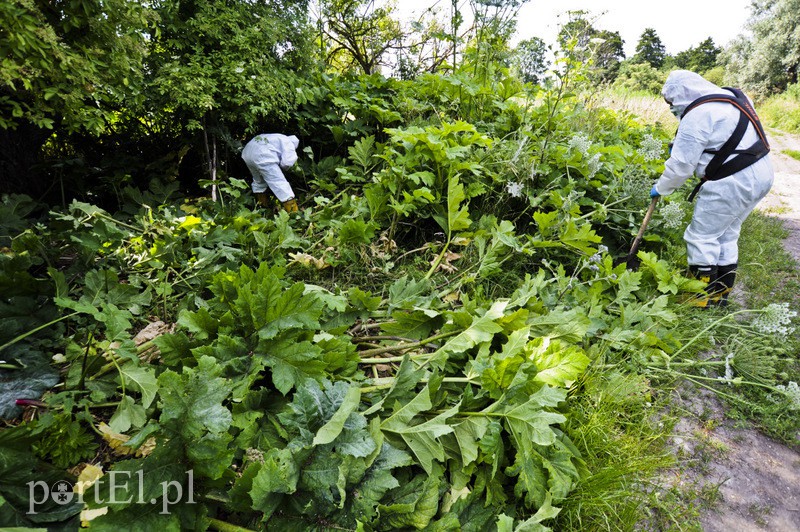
27, 470, 195, 515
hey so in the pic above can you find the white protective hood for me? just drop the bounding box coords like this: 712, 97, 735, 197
654, 71, 744, 195
279, 135, 300, 169
661, 70, 726, 117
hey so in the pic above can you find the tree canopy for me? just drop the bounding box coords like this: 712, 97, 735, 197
557, 12, 625, 82
0, 0, 152, 133
513, 37, 550, 84
672, 37, 721, 73
721, 0, 800, 96
633, 28, 666, 69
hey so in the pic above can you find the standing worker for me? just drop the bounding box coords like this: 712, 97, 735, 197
241, 133, 300, 213
650, 70, 774, 307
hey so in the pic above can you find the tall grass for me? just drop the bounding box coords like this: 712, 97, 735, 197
600, 82, 800, 136
595, 89, 677, 126
554, 369, 691, 530
759, 82, 800, 134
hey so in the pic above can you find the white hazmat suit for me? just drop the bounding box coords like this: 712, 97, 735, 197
654, 71, 774, 269
241, 134, 300, 202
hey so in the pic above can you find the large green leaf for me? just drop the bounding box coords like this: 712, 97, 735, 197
435, 174, 472, 234
281, 380, 376, 458
381, 386, 457, 473
157, 356, 233, 439
428, 300, 507, 367
313, 385, 361, 446
118, 364, 157, 409
249, 448, 299, 519
377, 469, 441, 530
526, 337, 591, 388
255, 282, 322, 340
258, 336, 326, 395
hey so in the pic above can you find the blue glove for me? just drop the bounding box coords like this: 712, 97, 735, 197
650, 185, 660, 198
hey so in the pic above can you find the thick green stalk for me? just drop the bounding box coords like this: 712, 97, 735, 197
357, 330, 458, 359
667, 309, 756, 362
90, 341, 156, 380
0, 311, 80, 352
93, 212, 142, 232
361, 376, 475, 393
425, 239, 451, 280
648, 366, 779, 392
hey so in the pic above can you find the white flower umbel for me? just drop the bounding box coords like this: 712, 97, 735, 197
637, 133, 663, 162
568, 134, 591, 156
622, 175, 650, 200
775, 381, 800, 410
752, 303, 798, 338
659, 201, 684, 230
506, 181, 524, 198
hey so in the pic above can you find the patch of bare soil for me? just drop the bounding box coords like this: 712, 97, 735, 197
759, 129, 800, 256
668, 130, 800, 531
670, 384, 800, 531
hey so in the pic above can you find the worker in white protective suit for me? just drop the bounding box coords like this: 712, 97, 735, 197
650, 70, 774, 307
241, 133, 300, 213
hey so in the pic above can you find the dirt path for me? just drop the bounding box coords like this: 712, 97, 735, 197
758, 130, 800, 257
670, 129, 800, 531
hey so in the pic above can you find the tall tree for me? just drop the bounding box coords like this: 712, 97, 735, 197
513, 37, 550, 84
0, 0, 153, 194
395, 9, 455, 77
314, 0, 402, 74
633, 28, 666, 69
593, 29, 625, 82
557, 12, 625, 82
721, 0, 800, 95
674, 37, 721, 72
144, 0, 313, 192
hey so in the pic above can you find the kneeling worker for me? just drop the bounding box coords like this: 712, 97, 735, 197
241, 133, 300, 213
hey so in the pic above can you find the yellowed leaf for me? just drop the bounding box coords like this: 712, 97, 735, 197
98, 422, 155, 457
288, 252, 329, 270
75, 464, 104, 495
443, 291, 461, 304
178, 215, 203, 230
81, 506, 109, 527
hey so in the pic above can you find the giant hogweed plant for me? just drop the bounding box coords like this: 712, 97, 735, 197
2, 67, 796, 530
2, 180, 797, 530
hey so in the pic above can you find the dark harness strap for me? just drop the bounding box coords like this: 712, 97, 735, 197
680, 87, 770, 201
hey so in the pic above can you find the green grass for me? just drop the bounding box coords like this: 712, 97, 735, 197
739, 212, 800, 310
725, 212, 800, 444
555, 370, 696, 531
553, 210, 800, 529
760, 86, 800, 134
783, 149, 800, 162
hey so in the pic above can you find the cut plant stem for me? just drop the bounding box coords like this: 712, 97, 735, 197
668, 309, 757, 362
0, 311, 80, 352
352, 335, 414, 343
361, 376, 475, 393
90, 340, 156, 379
357, 330, 458, 359
648, 366, 779, 392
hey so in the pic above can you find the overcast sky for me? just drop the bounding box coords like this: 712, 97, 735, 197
394, 0, 754, 57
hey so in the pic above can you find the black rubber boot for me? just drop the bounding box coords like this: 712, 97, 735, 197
687, 265, 718, 308
714, 263, 737, 307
